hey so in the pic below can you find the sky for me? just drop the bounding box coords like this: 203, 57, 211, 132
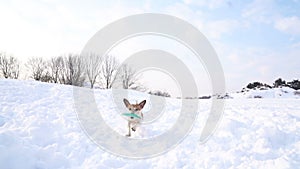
0, 0, 299, 96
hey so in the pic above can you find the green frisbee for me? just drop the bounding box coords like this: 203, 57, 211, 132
122, 113, 141, 119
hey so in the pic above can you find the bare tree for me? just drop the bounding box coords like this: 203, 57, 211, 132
40, 69, 52, 82
57, 56, 68, 84
0, 52, 20, 79
100, 55, 119, 89
118, 64, 140, 89
58, 54, 85, 86
82, 53, 102, 88
26, 57, 47, 81
48, 56, 64, 83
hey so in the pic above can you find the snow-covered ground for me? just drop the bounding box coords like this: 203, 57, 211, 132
0, 79, 299, 169
230, 87, 300, 99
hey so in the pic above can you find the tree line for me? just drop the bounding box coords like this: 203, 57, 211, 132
0, 52, 142, 90
243, 78, 300, 91
0, 52, 171, 97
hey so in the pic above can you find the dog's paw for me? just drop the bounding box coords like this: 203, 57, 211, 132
131, 127, 136, 132
126, 134, 131, 137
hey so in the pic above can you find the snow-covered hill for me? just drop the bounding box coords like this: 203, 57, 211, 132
0, 79, 300, 168
225, 87, 300, 99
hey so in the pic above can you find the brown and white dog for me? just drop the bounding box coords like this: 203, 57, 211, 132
123, 98, 146, 137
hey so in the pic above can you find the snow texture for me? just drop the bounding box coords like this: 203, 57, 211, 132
0, 79, 299, 169
230, 87, 300, 99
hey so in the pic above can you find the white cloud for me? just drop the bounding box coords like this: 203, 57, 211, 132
0, 0, 147, 60
227, 53, 240, 64
222, 44, 300, 91
242, 0, 278, 24
259, 65, 270, 76
205, 19, 239, 39
291, 41, 300, 48
274, 16, 300, 35
164, 3, 240, 40
183, 0, 229, 9
164, 2, 204, 28
242, 0, 300, 36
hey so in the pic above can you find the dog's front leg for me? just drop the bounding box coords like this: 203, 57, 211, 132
131, 122, 138, 132
126, 121, 131, 137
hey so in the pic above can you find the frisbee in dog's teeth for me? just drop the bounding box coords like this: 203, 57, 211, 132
122, 113, 141, 119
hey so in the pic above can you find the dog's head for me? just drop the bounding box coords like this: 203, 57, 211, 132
123, 98, 146, 114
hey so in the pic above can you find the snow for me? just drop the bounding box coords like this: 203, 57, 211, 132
0, 78, 299, 168
230, 87, 300, 99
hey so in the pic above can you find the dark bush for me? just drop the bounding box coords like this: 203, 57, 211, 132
148, 90, 171, 97
246, 82, 271, 90
273, 78, 286, 88
287, 80, 300, 90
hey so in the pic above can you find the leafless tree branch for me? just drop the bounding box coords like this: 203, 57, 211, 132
0, 52, 20, 79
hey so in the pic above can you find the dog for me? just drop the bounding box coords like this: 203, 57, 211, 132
123, 98, 146, 137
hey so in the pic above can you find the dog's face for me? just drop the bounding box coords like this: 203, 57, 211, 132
123, 98, 146, 114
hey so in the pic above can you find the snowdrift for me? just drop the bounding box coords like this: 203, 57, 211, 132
230, 87, 300, 99
0, 79, 299, 168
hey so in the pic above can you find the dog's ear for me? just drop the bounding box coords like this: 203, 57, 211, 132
138, 100, 146, 109
123, 98, 130, 108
